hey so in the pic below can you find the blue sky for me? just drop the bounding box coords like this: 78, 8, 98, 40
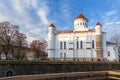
0, 0, 120, 42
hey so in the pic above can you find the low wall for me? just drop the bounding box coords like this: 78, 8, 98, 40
1, 71, 120, 80
0, 71, 109, 80
0, 60, 120, 77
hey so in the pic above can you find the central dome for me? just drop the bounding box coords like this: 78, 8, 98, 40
75, 13, 88, 22
74, 13, 89, 31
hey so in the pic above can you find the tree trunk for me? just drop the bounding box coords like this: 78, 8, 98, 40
5, 53, 8, 60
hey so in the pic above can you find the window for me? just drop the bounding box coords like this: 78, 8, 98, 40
60, 53, 62, 58
60, 41, 62, 49
64, 53, 66, 58
80, 41, 82, 49
85, 23, 87, 26
108, 51, 110, 57
83, 22, 84, 25
92, 40, 94, 48
64, 41, 66, 49
80, 22, 82, 25
77, 41, 79, 49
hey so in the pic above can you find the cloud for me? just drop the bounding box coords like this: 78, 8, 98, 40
0, 0, 50, 43
37, 7, 49, 25
106, 10, 118, 16
102, 10, 120, 40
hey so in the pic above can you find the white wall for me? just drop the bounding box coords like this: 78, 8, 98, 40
107, 44, 116, 61
102, 32, 107, 58
55, 31, 97, 58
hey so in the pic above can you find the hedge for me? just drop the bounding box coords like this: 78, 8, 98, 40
0, 60, 120, 65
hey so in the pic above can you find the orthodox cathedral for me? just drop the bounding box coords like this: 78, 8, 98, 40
47, 13, 119, 61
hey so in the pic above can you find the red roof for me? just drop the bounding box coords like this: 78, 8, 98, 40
75, 13, 88, 21
49, 23, 55, 28
96, 22, 102, 26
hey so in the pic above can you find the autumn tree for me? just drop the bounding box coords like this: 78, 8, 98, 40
30, 40, 47, 59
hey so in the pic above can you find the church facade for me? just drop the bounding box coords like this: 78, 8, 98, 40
47, 13, 118, 61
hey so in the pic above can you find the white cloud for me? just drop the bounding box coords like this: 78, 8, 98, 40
106, 10, 118, 16
102, 10, 120, 40
0, 0, 50, 43
37, 8, 49, 25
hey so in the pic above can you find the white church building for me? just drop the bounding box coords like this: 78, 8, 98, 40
47, 13, 119, 62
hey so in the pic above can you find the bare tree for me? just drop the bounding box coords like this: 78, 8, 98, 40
110, 32, 120, 53
12, 32, 28, 60
0, 22, 19, 60
0, 22, 28, 60
41, 40, 48, 58
30, 40, 47, 59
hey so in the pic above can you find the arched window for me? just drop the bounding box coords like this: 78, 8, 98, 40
64, 53, 66, 60
77, 41, 79, 49
64, 41, 66, 49
60, 41, 62, 49
108, 51, 110, 57
85, 23, 87, 26
92, 40, 94, 48
60, 53, 62, 58
80, 41, 82, 49
80, 22, 82, 25
83, 22, 84, 25
64, 53, 66, 58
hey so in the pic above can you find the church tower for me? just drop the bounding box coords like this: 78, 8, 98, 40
47, 23, 56, 59
74, 13, 89, 31
95, 22, 103, 58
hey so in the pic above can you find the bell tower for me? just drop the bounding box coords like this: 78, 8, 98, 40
47, 23, 56, 59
